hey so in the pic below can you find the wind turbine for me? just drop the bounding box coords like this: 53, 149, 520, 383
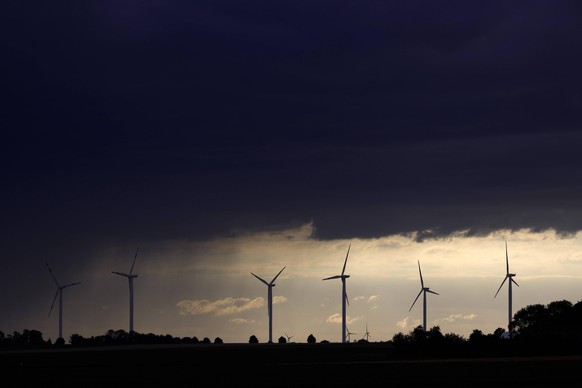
46, 262, 81, 341
362, 322, 371, 342
284, 331, 294, 343
323, 244, 351, 343
346, 326, 357, 343
112, 247, 139, 334
251, 266, 286, 343
409, 260, 439, 334
494, 240, 519, 330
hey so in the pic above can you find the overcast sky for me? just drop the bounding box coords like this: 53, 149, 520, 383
2, 1, 582, 343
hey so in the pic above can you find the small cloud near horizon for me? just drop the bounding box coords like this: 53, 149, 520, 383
229, 318, 255, 325
437, 313, 478, 324
176, 297, 264, 316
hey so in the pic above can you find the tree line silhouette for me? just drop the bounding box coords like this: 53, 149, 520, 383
2, 299, 582, 358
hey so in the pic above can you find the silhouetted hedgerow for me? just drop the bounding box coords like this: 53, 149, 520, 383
390, 299, 582, 358
3, 299, 582, 357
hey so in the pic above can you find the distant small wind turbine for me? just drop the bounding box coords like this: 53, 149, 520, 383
284, 331, 294, 343
363, 322, 371, 342
112, 247, 139, 333
251, 266, 286, 343
346, 326, 357, 343
494, 240, 519, 330
46, 262, 81, 340
323, 244, 351, 343
409, 260, 439, 334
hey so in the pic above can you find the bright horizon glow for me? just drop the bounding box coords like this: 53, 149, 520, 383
7, 222, 582, 344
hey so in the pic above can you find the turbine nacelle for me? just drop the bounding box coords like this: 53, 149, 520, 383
424, 287, 439, 295
61, 282, 81, 290
251, 266, 285, 287
322, 274, 350, 281
112, 271, 138, 279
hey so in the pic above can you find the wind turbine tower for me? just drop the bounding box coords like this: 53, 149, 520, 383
251, 266, 286, 343
323, 244, 351, 343
409, 260, 439, 334
46, 262, 81, 340
112, 247, 140, 333
494, 240, 519, 329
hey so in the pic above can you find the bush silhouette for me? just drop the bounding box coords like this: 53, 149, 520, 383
307, 334, 316, 343
249, 335, 259, 343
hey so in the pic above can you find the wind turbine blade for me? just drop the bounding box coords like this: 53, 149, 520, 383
130, 247, 139, 275
112, 271, 129, 277
511, 278, 520, 287
270, 266, 286, 284
505, 241, 509, 275
341, 244, 351, 276
427, 290, 439, 295
45, 262, 60, 287
344, 289, 350, 306
409, 289, 423, 312
322, 275, 341, 281
494, 276, 508, 298
48, 289, 59, 317
251, 272, 269, 286
62, 282, 81, 289
418, 260, 424, 288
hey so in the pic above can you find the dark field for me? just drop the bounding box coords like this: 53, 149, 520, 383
2, 343, 581, 387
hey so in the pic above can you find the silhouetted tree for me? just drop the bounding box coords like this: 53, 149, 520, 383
307, 334, 316, 343
70, 334, 87, 346
249, 335, 259, 343
181, 336, 199, 344
202, 337, 211, 344
469, 329, 484, 344
412, 326, 427, 343
427, 326, 444, 342
278, 336, 286, 343
493, 327, 506, 338
512, 303, 547, 336
444, 332, 465, 343
214, 337, 223, 344
19, 329, 45, 347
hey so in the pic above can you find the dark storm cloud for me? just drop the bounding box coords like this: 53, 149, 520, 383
2, 0, 582, 258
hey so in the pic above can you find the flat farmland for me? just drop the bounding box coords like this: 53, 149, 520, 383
1, 343, 581, 387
